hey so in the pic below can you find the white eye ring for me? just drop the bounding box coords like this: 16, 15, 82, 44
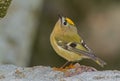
63, 20, 67, 25
61, 17, 68, 27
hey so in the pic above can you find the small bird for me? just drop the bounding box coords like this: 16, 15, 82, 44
50, 15, 106, 68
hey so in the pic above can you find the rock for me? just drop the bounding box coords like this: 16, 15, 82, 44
0, 64, 119, 81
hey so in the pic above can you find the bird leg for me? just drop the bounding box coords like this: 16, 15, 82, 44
53, 61, 76, 71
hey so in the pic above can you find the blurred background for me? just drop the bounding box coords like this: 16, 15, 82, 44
0, 0, 120, 70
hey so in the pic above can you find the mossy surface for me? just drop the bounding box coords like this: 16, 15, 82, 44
0, 0, 12, 18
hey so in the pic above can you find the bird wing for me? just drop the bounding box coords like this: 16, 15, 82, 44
57, 40, 96, 59
80, 39, 93, 52
56, 40, 106, 67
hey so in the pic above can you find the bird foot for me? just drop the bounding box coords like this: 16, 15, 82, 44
64, 63, 75, 69
53, 63, 97, 77
52, 67, 67, 72
53, 63, 75, 72
64, 63, 97, 77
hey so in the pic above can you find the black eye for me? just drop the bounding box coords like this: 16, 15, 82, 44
63, 20, 67, 25
69, 42, 76, 48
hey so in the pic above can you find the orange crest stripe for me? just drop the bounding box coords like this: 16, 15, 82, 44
66, 17, 75, 25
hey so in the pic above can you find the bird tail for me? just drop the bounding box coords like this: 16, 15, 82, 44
66, 46, 106, 67
92, 57, 106, 67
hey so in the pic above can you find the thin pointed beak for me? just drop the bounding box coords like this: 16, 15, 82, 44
58, 14, 63, 25
58, 14, 62, 20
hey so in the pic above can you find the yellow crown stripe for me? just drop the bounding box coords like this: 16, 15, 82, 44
66, 17, 75, 25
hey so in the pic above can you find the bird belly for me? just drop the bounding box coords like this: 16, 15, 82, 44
57, 46, 82, 61
50, 36, 82, 61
